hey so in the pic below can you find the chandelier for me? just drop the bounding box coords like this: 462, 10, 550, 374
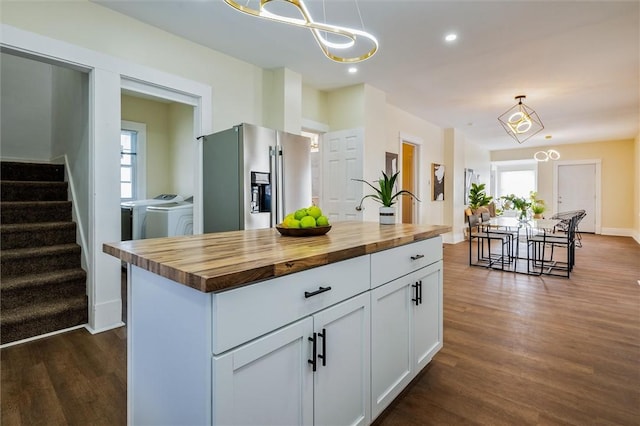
224, 0, 378, 63
497, 95, 544, 144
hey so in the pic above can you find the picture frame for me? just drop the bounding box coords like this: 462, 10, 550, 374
432, 163, 445, 201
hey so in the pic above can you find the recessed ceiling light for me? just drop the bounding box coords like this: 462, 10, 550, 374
445, 33, 457, 42
348, 67, 358, 74
545, 135, 552, 139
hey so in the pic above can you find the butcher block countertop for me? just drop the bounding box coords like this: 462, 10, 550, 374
103, 221, 451, 293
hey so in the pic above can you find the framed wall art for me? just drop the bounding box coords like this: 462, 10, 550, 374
432, 163, 445, 201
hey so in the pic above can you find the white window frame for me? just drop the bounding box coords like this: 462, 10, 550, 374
121, 120, 147, 200
492, 160, 538, 200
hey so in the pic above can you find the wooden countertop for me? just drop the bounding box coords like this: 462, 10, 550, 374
103, 221, 451, 293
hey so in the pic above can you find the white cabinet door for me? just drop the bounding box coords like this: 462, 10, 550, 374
313, 292, 370, 426
370, 277, 413, 420
370, 262, 443, 420
413, 261, 443, 371
212, 318, 314, 426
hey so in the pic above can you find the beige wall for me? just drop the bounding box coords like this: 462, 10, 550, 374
302, 84, 329, 125
121, 95, 195, 198
121, 95, 171, 198
492, 139, 636, 232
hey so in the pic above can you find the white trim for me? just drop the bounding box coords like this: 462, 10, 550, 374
553, 159, 602, 234
0, 324, 86, 349
51, 154, 90, 271
398, 132, 424, 225
121, 120, 147, 200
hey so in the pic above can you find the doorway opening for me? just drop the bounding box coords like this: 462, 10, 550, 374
401, 141, 419, 224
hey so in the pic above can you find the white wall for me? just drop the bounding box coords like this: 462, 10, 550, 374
51, 65, 90, 262
0, 53, 53, 160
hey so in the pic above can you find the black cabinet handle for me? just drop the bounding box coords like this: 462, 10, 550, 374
411, 282, 420, 306
308, 333, 317, 372
318, 328, 327, 367
410, 254, 425, 261
418, 280, 423, 305
305, 286, 332, 298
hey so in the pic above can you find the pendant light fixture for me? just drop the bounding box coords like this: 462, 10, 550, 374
224, 0, 378, 63
498, 95, 544, 144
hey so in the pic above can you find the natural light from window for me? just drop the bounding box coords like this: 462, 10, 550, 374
120, 130, 137, 201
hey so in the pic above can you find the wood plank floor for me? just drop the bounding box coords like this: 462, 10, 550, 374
2, 233, 638, 425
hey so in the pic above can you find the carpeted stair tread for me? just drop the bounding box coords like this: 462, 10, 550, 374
1, 161, 65, 182
1, 180, 68, 202
1, 201, 72, 224
1, 268, 87, 291
1, 269, 87, 311
1, 243, 82, 277
0, 222, 76, 249
1, 295, 88, 344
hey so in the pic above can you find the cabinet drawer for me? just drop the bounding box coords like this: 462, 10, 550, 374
211, 256, 370, 354
370, 236, 442, 288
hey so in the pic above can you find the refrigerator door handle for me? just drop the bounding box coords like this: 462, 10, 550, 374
276, 145, 285, 224
270, 145, 278, 227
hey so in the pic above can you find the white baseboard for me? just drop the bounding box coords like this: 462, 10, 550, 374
91, 298, 124, 332
600, 227, 635, 238
0, 324, 86, 349
442, 230, 465, 244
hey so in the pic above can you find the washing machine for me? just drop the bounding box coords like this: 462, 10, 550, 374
145, 202, 194, 238
121, 194, 184, 240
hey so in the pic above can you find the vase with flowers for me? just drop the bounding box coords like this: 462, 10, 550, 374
501, 194, 531, 221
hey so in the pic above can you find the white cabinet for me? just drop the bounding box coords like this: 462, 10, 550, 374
213, 292, 370, 426
370, 261, 443, 420
212, 318, 314, 426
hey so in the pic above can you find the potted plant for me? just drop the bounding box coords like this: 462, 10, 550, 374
529, 191, 546, 218
467, 183, 493, 214
501, 194, 531, 221
354, 171, 420, 224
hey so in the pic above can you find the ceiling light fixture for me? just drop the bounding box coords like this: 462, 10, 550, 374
348, 66, 358, 74
497, 95, 544, 144
534, 149, 560, 162
224, 0, 379, 63
445, 33, 457, 42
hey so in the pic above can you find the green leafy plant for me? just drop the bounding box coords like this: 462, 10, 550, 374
501, 194, 531, 219
467, 183, 493, 210
354, 171, 420, 208
529, 191, 546, 215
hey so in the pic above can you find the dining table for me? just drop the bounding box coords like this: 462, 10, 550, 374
483, 216, 562, 275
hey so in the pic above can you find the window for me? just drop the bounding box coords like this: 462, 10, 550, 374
121, 121, 147, 201
492, 161, 537, 200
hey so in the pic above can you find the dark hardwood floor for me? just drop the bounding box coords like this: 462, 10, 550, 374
2, 234, 639, 425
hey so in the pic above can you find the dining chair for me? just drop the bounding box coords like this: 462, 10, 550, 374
527, 216, 576, 277
468, 214, 512, 271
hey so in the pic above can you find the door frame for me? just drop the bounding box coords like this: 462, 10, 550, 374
399, 133, 422, 224
553, 159, 601, 234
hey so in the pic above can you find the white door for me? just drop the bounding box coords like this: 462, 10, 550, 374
313, 293, 370, 426
212, 318, 314, 426
370, 277, 413, 420
413, 262, 443, 371
322, 128, 364, 222
557, 163, 596, 232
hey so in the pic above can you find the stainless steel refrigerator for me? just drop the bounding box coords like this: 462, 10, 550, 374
202, 123, 311, 232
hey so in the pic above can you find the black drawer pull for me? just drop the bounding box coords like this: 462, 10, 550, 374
305, 286, 332, 298
318, 328, 327, 367
410, 254, 425, 261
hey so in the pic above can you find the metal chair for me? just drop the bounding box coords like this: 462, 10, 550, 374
468, 214, 512, 271
527, 215, 577, 278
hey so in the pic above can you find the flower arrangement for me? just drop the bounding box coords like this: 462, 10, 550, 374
500, 194, 531, 220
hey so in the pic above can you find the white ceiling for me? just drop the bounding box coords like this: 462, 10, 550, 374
95, 0, 639, 151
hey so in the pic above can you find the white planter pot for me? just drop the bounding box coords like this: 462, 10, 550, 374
379, 206, 396, 225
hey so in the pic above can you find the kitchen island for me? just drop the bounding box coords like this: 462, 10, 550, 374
104, 221, 451, 425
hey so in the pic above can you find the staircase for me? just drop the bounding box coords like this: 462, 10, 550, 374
1, 161, 88, 345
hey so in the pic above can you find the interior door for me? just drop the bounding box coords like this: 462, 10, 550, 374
557, 163, 596, 232
322, 128, 364, 222
401, 143, 417, 224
